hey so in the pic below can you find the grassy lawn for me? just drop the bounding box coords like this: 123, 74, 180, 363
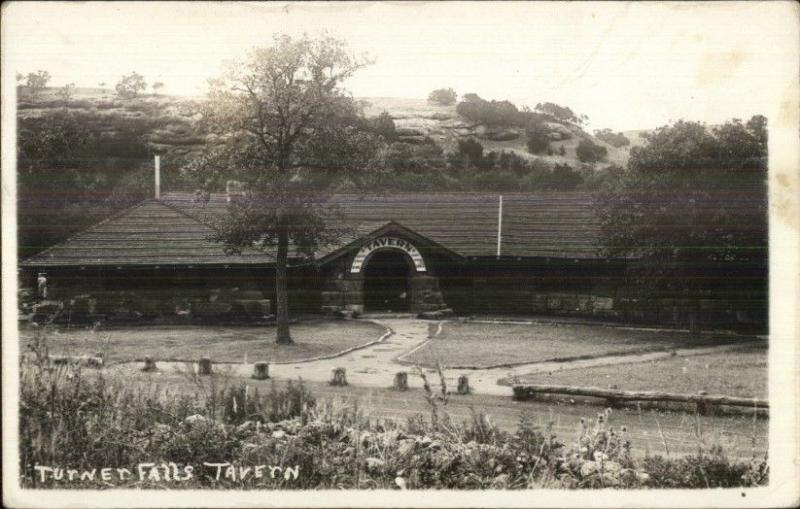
505, 345, 767, 399
404, 321, 743, 369
19, 319, 386, 364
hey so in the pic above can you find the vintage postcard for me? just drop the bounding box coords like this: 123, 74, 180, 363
2, 1, 799, 507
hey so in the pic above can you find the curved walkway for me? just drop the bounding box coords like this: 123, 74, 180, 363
113, 317, 763, 397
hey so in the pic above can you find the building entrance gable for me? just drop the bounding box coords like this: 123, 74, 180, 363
318, 222, 453, 315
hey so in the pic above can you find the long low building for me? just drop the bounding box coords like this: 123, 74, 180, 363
19, 189, 767, 329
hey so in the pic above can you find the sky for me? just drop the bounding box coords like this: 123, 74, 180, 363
2, 1, 798, 131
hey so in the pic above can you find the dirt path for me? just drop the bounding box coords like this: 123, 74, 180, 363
110, 317, 763, 397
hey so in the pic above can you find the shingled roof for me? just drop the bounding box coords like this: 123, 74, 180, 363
162, 192, 604, 259
21, 200, 276, 267
22, 191, 605, 268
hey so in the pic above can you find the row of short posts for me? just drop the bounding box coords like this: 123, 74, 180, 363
141, 357, 271, 380
391, 370, 471, 395
140, 360, 472, 395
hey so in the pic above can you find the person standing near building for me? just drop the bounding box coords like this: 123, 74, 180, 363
36, 273, 47, 300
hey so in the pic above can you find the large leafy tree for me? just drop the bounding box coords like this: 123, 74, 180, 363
185, 34, 380, 344
597, 116, 768, 335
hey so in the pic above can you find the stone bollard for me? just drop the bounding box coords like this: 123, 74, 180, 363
198, 357, 213, 376
428, 322, 438, 338
252, 361, 270, 380
142, 356, 157, 372
330, 367, 348, 386
393, 371, 409, 391
456, 375, 471, 395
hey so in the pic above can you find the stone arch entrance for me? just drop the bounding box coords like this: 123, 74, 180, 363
362, 249, 413, 312
319, 230, 450, 315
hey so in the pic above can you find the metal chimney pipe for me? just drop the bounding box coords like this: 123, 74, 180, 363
496, 195, 503, 258
154, 155, 161, 199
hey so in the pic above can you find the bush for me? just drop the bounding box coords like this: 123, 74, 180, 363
428, 88, 457, 105
115, 72, 147, 99
369, 111, 397, 141
457, 137, 484, 164
526, 124, 551, 155
456, 94, 520, 127
641, 448, 768, 488
594, 128, 630, 148
25, 70, 51, 98
576, 138, 608, 163
535, 102, 585, 125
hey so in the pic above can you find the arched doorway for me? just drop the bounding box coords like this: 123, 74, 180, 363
362, 249, 412, 312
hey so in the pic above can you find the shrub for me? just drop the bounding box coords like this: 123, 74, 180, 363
383, 142, 445, 171
370, 111, 397, 141
456, 94, 520, 127
526, 124, 551, 155
576, 138, 608, 163
641, 448, 768, 488
428, 88, 457, 105
456, 137, 484, 164
535, 102, 586, 126
25, 70, 51, 98
594, 128, 630, 148
115, 72, 147, 99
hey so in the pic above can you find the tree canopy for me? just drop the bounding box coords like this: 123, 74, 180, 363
597, 116, 768, 333
115, 72, 147, 99
428, 87, 457, 105
184, 34, 381, 344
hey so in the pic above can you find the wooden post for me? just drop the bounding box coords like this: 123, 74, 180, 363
427, 322, 438, 338
696, 390, 713, 415
142, 356, 157, 372
198, 357, 213, 376
393, 371, 409, 391
252, 361, 270, 380
457, 375, 470, 395
330, 367, 348, 386
154, 155, 161, 200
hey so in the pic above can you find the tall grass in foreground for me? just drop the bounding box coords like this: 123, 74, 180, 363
19, 333, 768, 489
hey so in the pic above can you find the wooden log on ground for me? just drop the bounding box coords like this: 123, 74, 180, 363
330, 367, 348, 386
393, 371, 409, 391
457, 375, 471, 395
252, 361, 270, 380
198, 357, 213, 376
142, 356, 157, 372
50, 354, 103, 368
512, 383, 767, 409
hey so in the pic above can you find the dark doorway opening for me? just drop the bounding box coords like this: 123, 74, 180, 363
363, 249, 412, 312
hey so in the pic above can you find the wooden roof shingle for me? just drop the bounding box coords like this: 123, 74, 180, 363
22, 191, 605, 267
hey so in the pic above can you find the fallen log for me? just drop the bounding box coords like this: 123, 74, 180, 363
512, 384, 768, 410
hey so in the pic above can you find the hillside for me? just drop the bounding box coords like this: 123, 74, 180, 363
360, 96, 637, 169
17, 88, 641, 173
15, 87, 644, 260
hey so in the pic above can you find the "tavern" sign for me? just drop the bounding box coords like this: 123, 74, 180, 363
350, 237, 427, 273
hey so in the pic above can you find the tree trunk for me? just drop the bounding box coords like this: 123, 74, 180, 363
689, 298, 701, 339
275, 227, 293, 344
